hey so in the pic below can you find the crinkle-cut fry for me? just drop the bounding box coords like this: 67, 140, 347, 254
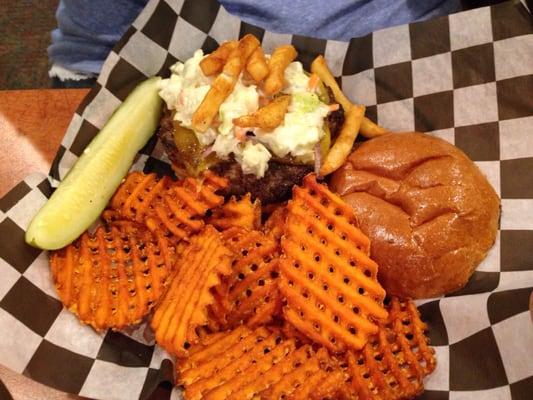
199, 40, 238, 76
208, 194, 261, 231
104, 171, 228, 242
246, 46, 269, 82
233, 94, 291, 131
210, 227, 281, 329
263, 45, 298, 96
263, 205, 288, 242
192, 34, 260, 132
280, 174, 388, 353
320, 104, 365, 176
150, 226, 232, 357
311, 55, 388, 139
49, 221, 176, 331
345, 298, 436, 400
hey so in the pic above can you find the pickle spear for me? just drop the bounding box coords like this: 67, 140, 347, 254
26, 77, 163, 250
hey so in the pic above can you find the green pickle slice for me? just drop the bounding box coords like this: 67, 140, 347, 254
25, 77, 163, 250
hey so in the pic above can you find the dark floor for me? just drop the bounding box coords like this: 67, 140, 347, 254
0, 0, 59, 89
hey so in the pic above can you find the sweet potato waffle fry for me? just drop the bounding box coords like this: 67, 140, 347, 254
210, 227, 281, 329
103, 171, 228, 241
208, 194, 261, 231
261, 347, 346, 400
151, 225, 232, 357
176, 326, 342, 400
280, 174, 388, 353
263, 205, 288, 242
49, 221, 176, 331
344, 298, 436, 399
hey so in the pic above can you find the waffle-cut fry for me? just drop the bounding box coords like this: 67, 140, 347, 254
264, 45, 298, 96
288, 368, 347, 400
280, 174, 388, 353
177, 326, 339, 400
151, 226, 232, 357
208, 194, 261, 231
177, 327, 288, 399
192, 34, 260, 132
200, 41, 238, 76
49, 221, 176, 331
263, 204, 288, 242
103, 171, 228, 242
103, 171, 173, 223
246, 46, 269, 82
233, 95, 291, 131
345, 298, 436, 399
280, 320, 312, 345
211, 227, 281, 329
260, 347, 342, 400
223, 345, 317, 400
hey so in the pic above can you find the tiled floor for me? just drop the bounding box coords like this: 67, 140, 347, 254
0, 0, 59, 89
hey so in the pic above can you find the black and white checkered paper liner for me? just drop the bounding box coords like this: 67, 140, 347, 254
1, 0, 532, 399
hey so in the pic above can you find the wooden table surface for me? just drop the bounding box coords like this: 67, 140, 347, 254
0, 88, 89, 198
0, 88, 89, 399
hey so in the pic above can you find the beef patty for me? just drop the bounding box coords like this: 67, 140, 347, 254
157, 99, 343, 204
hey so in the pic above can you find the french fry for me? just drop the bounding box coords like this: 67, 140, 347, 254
103, 171, 228, 243
208, 194, 261, 231
263, 45, 298, 96
311, 55, 352, 110
345, 298, 436, 399
49, 221, 176, 331
280, 174, 388, 353
233, 94, 291, 131
360, 117, 389, 138
319, 103, 365, 176
199, 40, 238, 76
150, 225, 232, 357
311, 55, 388, 138
192, 34, 260, 132
245, 46, 269, 82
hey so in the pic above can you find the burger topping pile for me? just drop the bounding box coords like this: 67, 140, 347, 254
158, 37, 332, 178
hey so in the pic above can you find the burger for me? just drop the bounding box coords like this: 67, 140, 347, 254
156, 47, 344, 205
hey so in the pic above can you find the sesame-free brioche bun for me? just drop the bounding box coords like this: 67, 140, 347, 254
330, 132, 500, 299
